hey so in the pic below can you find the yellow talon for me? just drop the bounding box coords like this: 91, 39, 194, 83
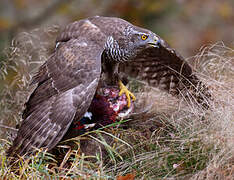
118, 80, 136, 107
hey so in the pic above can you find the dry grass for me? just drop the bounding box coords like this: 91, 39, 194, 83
0, 27, 233, 179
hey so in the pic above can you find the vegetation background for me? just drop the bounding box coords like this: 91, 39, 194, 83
0, 0, 233, 179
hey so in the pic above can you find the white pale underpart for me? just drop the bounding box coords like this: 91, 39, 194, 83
84, 112, 92, 120
105, 35, 129, 62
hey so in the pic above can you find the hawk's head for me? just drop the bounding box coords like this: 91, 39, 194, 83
104, 22, 161, 62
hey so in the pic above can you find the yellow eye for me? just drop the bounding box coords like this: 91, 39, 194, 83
141, 34, 148, 40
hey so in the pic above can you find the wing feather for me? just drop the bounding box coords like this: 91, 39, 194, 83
8, 38, 103, 156
119, 39, 212, 108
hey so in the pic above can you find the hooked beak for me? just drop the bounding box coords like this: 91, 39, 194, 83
148, 35, 161, 48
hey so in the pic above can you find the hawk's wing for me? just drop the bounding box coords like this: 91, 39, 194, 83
8, 38, 103, 156
119, 38, 211, 108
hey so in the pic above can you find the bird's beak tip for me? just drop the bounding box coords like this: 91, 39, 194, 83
148, 36, 161, 48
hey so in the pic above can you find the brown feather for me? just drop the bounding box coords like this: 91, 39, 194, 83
8, 37, 103, 156
119, 40, 212, 108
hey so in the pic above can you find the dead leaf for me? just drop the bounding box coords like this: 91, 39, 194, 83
116, 172, 135, 180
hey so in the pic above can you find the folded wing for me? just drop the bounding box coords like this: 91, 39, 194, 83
8, 38, 103, 156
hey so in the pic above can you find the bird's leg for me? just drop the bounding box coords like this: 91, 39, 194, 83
101, 56, 136, 107
118, 80, 136, 107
